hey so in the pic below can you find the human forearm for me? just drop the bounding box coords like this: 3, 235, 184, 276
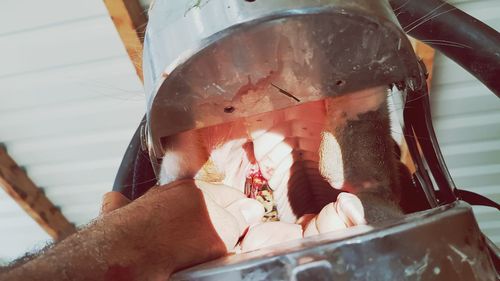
2, 183, 227, 281
2, 213, 168, 281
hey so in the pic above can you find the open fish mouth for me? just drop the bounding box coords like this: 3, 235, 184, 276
158, 86, 400, 223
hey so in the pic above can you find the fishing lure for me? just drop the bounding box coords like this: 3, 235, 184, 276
244, 165, 279, 222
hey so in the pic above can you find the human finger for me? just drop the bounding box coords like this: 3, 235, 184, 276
303, 193, 366, 237
334, 192, 366, 226
252, 131, 286, 179
195, 181, 265, 249
100, 191, 131, 215
257, 141, 293, 180
303, 217, 320, 237
225, 198, 265, 234
240, 222, 302, 252
315, 202, 347, 233
195, 181, 265, 229
202, 195, 241, 251
296, 213, 316, 230
195, 180, 247, 207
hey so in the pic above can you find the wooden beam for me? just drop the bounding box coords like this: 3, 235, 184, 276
0, 146, 75, 240
401, 40, 436, 173
103, 0, 148, 82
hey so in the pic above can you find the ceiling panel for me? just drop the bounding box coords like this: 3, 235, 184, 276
0, 0, 106, 35
0, 16, 127, 77
0, 0, 145, 262
430, 0, 500, 246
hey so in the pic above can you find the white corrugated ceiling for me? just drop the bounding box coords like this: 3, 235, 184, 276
431, 0, 500, 245
0, 0, 145, 262
0, 0, 498, 263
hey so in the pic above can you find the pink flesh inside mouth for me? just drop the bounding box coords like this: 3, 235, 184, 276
159, 86, 390, 223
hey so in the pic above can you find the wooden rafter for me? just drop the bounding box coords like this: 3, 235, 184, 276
0, 146, 76, 240
103, 0, 148, 82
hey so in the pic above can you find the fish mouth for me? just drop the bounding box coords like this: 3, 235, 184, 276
159, 86, 398, 223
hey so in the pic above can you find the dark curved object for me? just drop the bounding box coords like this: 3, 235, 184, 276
403, 80, 459, 204
112, 115, 157, 200
389, 0, 500, 97
456, 189, 500, 211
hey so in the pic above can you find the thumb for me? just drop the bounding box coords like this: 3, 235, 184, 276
240, 222, 302, 252
225, 198, 265, 234
100, 191, 131, 215
334, 192, 366, 226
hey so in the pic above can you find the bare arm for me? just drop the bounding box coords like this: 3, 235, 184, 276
1, 182, 227, 281
0, 179, 373, 279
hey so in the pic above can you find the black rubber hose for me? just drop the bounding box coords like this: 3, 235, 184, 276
113, 115, 157, 200
390, 0, 500, 97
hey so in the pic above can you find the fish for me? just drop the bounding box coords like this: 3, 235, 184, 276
158, 85, 404, 224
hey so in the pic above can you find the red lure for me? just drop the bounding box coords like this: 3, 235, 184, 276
244, 165, 279, 221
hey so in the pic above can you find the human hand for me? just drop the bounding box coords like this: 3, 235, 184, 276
99, 180, 264, 279
239, 192, 366, 252
2, 180, 265, 281
101, 187, 366, 257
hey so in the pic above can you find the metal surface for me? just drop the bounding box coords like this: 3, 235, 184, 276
143, 0, 402, 102
172, 201, 497, 281
143, 0, 422, 158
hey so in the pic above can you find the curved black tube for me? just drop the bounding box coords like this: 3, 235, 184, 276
390, 0, 500, 97
112, 115, 157, 200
